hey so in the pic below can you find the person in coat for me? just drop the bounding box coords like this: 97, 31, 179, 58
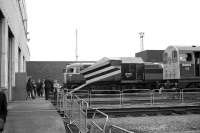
0, 89, 7, 133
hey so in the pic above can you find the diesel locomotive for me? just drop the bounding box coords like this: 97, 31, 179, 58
64, 45, 200, 91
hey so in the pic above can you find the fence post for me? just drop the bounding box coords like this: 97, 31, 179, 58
70, 93, 73, 121
181, 89, 184, 103
79, 99, 81, 132
151, 90, 154, 105
85, 101, 88, 133
120, 90, 123, 106
88, 90, 91, 107
89, 90, 91, 107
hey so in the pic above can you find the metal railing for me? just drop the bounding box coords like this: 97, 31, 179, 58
151, 89, 182, 105
72, 88, 200, 108
181, 88, 200, 103
90, 90, 121, 107
53, 88, 200, 133
122, 89, 152, 105
57, 90, 88, 133
54, 90, 133, 133
90, 109, 109, 133
56, 91, 65, 112
63, 93, 72, 121
71, 95, 88, 133
109, 125, 135, 133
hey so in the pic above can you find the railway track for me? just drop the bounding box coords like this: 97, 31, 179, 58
87, 105, 200, 118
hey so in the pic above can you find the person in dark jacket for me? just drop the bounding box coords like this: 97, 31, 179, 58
26, 77, 34, 100
44, 79, 53, 100
0, 89, 7, 133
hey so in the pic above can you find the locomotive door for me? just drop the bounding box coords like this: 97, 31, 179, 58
194, 52, 200, 76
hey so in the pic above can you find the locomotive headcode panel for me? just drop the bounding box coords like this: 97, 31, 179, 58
179, 52, 195, 78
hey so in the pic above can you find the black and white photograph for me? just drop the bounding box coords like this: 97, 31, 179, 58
0, 0, 200, 132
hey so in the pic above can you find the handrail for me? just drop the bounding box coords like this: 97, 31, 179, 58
92, 109, 109, 132
109, 125, 135, 133
91, 90, 121, 92
123, 89, 151, 92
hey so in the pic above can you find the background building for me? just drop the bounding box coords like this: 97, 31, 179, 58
135, 50, 164, 63
0, 0, 30, 100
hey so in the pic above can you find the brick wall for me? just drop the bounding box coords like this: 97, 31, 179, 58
27, 61, 95, 84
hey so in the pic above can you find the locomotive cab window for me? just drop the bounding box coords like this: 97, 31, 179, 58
186, 53, 192, 61
180, 53, 192, 62
172, 50, 177, 62
67, 68, 74, 73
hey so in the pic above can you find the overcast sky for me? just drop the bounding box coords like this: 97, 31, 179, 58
26, 0, 200, 61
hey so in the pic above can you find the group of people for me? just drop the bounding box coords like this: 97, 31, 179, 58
26, 77, 61, 100
26, 78, 45, 100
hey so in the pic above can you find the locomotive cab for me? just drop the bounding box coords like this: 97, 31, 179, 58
163, 45, 200, 80
163, 45, 200, 88
63, 63, 93, 89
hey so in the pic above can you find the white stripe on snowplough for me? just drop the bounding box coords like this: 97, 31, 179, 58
70, 70, 121, 93
86, 70, 121, 84
84, 66, 119, 78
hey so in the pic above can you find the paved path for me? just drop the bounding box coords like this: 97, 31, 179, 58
4, 98, 66, 133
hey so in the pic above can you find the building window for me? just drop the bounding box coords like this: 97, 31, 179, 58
23, 56, 25, 72
18, 48, 21, 72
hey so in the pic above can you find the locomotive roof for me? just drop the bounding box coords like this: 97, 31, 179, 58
81, 57, 144, 73
169, 45, 200, 51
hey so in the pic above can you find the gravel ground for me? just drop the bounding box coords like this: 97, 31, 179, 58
91, 114, 200, 133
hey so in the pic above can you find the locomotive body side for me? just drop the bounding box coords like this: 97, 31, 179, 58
144, 62, 163, 81
121, 57, 144, 82
163, 45, 200, 88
